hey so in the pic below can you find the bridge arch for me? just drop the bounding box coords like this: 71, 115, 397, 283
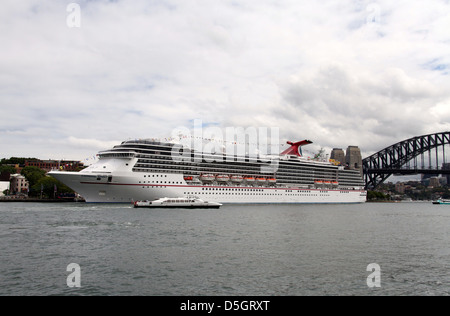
363, 132, 450, 189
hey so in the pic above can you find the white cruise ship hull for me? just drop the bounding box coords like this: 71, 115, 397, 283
49, 170, 366, 204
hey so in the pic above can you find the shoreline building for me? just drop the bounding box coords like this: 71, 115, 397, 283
0, 172, 11, 196
330, 148, 345, 166
25, 160, 84, 172
10, 174, 29, 195
443, 163, 450, 184
345, 146, 363, 175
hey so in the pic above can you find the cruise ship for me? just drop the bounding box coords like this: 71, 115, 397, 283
49, 139, 367, 204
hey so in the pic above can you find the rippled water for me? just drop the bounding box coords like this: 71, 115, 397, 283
0, 202, 449, 296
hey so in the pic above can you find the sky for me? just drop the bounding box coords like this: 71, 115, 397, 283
1, 0, 450, 163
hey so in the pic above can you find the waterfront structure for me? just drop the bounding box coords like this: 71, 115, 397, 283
0, 181, 10, 196
395, 182, 405, 194
443, 163, 450, 185
49, 138, 366, 204
346, 146, 363, 174
363, 132, 450, 189
10, 174, 29, 195
25, 159, 84, 172
429, 177, 441, 188
330, 148, 345, 165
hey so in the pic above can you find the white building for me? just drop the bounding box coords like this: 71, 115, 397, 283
0, 181, 10, 196
10, 174, 29, 195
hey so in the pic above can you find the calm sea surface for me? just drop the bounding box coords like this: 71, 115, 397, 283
0, 201, 449, 296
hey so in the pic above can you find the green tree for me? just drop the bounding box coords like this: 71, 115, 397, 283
0, 165, 16, 174
367, 190, 390, 201
21, 166, 46, 187
31, 176, 74, 198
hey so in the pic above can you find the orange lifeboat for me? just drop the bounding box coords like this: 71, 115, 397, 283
256, 177, 267, 183
244, 176, 255, 182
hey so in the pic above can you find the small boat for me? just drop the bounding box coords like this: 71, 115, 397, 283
231, 175, 244, 183
134, 197, 222, 209
216, 175, 230, 182
432, 199, 450, 205
244, 176, 255, 182
256, 177, 267, 183
200, 174, 215, 182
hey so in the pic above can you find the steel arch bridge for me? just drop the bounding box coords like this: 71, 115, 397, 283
363, 132, 450, 189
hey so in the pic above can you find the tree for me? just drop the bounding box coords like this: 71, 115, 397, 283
0, 165, 16, 174
21, 166, 46, 188
31, 176, 74, 198
367, 190, 390, 201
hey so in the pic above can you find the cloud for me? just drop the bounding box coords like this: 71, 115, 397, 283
1, 0, 450, 161
277, 64, 448, 151
66, 136, 119, 151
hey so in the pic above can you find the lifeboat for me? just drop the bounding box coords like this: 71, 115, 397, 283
267, 178, 277, 184
200, 174, 215, 182
256, 177, 267, 183
183, 176, 193, 181
231, 175, 244, 183
244, 176, 255, 183
216, 175, 230, 182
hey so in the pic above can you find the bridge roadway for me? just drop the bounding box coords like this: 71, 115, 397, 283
366, 168, 450, 175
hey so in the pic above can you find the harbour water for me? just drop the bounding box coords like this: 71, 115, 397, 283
0, 202, 449, 296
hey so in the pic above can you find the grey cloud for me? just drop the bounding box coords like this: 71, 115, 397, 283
1, 0, 450, 160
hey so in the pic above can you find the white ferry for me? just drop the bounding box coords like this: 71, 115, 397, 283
432, 199, 450, 205
49, 139, 367, 204
134, 197, 222, 209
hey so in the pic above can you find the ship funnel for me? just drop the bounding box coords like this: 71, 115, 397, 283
280, 140, 313, 157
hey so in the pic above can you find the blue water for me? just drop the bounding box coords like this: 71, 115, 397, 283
0, 202, 449, 296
